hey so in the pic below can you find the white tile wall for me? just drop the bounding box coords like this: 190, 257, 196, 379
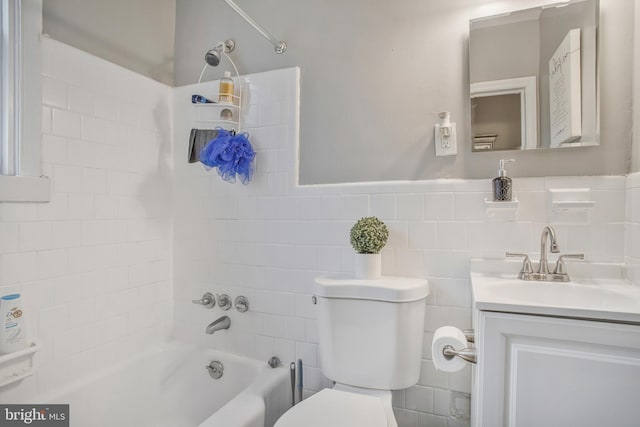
0, 38, 173, 402
172, 68, 629, 427
626, 172, 640, 284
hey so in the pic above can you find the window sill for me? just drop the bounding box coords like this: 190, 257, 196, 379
0, 175, 51, 202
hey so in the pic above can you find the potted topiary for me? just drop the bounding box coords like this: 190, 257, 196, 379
350, 216, 389, 279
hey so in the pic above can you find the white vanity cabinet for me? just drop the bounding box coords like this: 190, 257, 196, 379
472, 311, 640, 427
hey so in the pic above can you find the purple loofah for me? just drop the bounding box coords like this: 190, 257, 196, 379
199, 128, 256, 184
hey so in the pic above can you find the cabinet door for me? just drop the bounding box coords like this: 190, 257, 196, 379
474, 311, 640, 427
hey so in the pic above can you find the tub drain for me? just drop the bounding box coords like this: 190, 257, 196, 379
206, 360, 224, 379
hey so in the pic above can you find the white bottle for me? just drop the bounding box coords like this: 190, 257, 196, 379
0, 293, 27, 354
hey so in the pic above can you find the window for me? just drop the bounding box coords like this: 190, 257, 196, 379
0, 0, 49, 202
1, 0, 21, 176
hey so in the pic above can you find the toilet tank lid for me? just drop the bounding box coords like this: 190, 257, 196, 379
314, 275, 429, 302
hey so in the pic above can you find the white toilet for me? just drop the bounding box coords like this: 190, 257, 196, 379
275, 274, 429, 427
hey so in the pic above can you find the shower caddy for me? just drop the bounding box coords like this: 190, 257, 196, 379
0, 341, 40, 388
194, 37, 243, 133
192, 90, 241, 133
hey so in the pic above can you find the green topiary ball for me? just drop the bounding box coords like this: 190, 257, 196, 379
350, 217, 389, 254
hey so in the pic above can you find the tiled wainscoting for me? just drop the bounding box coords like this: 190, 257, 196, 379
627, 172, 640, 284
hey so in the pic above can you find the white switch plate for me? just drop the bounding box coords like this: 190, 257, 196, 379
435, 123, 457, 156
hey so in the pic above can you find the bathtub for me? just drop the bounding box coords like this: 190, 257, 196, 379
41, 342, 290, 427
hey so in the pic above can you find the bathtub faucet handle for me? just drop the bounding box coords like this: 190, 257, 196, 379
192, 292, 215, 309
217, 294, 232, 311
234, 296, 249, 312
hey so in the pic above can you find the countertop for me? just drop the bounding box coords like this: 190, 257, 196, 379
471, 259, 640, 324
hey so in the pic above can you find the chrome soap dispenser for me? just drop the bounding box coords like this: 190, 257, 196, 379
493, 159, 515, 201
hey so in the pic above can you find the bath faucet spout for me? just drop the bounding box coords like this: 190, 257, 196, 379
206, 316, 231, 335
507, 225, 581, 282
539, 225, 559, 274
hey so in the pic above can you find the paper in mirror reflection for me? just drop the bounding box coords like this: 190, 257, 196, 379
469, 0, 598, 152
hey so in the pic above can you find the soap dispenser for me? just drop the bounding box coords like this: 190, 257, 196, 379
493, 159, 515, 201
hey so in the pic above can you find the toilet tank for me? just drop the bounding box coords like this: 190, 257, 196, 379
314, 275, 429, 390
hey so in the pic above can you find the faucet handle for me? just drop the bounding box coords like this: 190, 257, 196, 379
506, 252, 534, 274
234, 296, 249, 313
217, 294, 232, 311
192, 292, 216, 309
553, 254, 584, 274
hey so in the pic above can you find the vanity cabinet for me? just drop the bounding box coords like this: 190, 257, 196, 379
473, 311, 640, 427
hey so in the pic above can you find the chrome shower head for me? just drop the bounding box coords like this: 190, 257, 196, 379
205, 49, 221, 67
204, 39, 235, 67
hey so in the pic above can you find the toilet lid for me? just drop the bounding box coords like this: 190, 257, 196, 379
274, 389, 388, 427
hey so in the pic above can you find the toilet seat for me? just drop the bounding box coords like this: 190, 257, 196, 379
274, 388, 388, 427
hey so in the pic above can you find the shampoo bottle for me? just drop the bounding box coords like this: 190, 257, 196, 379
493, 159, 515, 201
218, 71, 234, 104
0, 293, 27, 354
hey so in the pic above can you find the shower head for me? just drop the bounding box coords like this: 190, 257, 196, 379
204, 49, 221, 67
204, 39, 235, 67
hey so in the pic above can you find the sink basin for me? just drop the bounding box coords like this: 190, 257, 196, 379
479, 280, 637, 309
471, 260, 640, 324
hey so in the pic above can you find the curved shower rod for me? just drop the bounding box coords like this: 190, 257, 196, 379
223, 0, 287, 54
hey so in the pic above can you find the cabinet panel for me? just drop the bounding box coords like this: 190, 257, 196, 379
474, 312, 640, 427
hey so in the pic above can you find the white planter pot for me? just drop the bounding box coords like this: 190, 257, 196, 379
354, 253, 382, 280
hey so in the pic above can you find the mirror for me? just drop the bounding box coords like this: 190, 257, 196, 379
469, 0, 598, 152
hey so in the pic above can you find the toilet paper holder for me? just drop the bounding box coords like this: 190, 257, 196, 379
442, 329, 476, 364
442, 345, 477, 364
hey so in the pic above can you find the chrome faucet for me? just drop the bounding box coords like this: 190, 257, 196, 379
507, 225, 583, 282
206, 316, 230, 334
538, 225, 559, 274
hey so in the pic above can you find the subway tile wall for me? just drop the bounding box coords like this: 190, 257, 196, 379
627, 172, 640, 284
172, 68, 629, 427
0, 38, 173, 402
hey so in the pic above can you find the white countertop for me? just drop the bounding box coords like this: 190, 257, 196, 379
471, 260, 640, 324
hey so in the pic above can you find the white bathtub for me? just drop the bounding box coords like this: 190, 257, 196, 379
41, 342, 290, 427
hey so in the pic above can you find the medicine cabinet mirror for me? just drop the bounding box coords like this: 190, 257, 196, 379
469, 0, 599, 152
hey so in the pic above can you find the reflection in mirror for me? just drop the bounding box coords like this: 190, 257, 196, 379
473, 95, 521, 151
469, 0, 598, 152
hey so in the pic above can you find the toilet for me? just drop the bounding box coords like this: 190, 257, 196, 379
275, 274, 429, 427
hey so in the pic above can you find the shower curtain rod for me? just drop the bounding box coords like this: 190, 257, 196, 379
223, 0, 287, 54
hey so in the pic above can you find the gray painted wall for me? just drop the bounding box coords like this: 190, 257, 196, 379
175, 0, 633, 184
42, 0, 633, 182
43, 0, 176, 85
